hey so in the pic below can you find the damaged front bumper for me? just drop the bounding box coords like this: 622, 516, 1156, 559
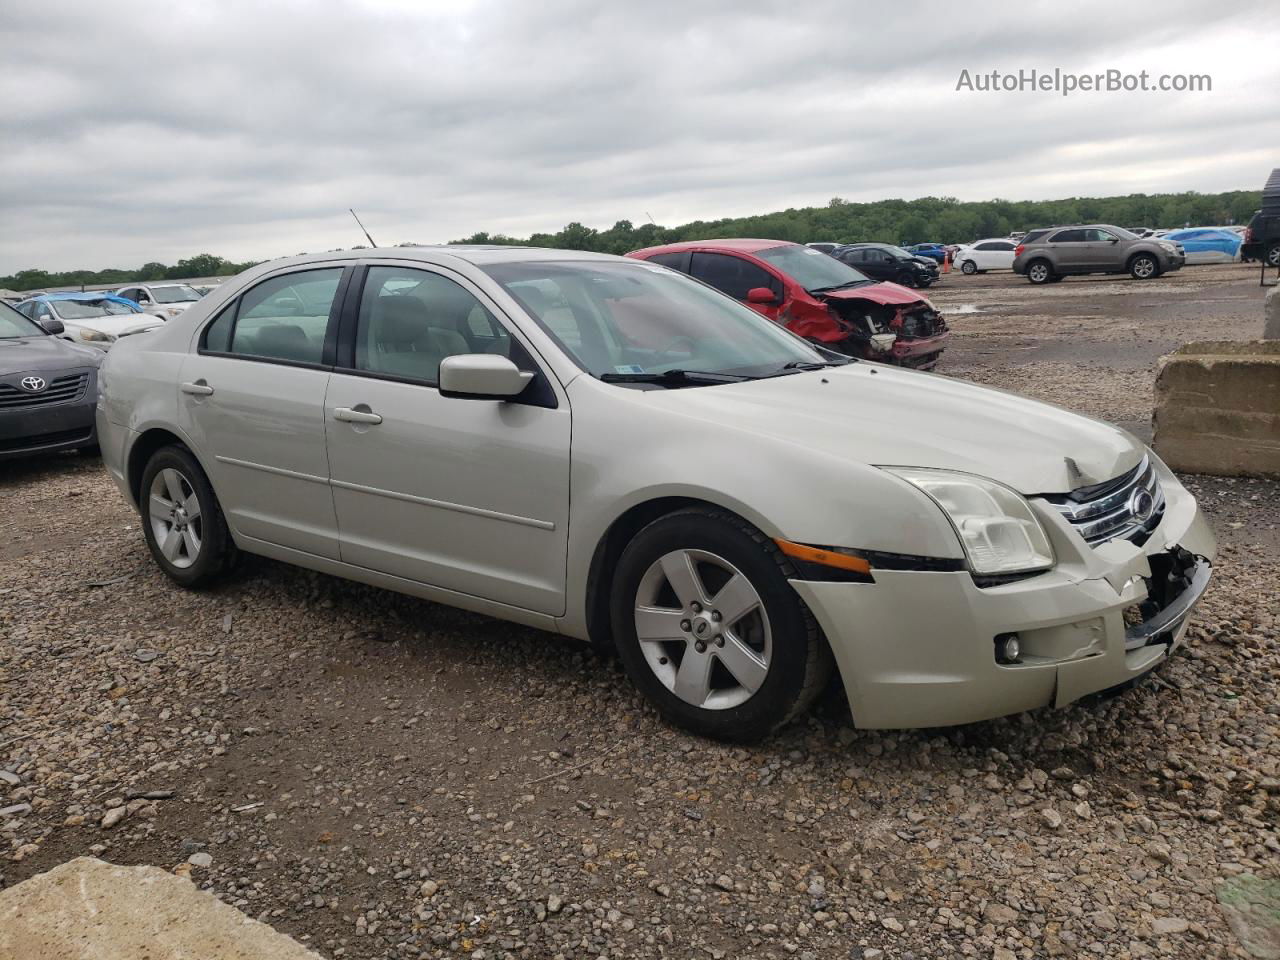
882, 329, 950, 369
790, 462, 1217, 729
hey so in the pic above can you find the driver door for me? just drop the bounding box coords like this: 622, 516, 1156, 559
324, 263, 571, 616
688, 252, 784, 322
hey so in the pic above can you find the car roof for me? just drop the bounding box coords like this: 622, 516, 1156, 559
38, 292, 138, 302
241, 245, 638, 273
629, 238, 796, 257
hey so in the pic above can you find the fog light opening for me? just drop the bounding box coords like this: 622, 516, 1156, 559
995, 633, 1022, 665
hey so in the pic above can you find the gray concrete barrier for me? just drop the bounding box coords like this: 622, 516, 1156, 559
0, 857, 323, 960
1153, 341, 1280, 477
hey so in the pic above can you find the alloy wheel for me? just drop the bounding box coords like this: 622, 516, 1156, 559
633, 549, 771, 710
1029, 263, 1049, 283
148, 468, 203, 569
1132, 256, 1156, 279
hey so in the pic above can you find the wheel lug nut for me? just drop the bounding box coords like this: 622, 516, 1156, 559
694, 641, 707, 653
691, 602, 702, 613
680, 619, 691, 632
711, 611, 721, 622
715, 637, 725, 647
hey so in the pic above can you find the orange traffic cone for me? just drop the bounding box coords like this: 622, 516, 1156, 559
942, 250, 951, 274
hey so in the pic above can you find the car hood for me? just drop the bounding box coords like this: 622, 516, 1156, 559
72, 315, 164, 336
0, 335, 103, 371
646, 364, 1142, 495
821, 281, 925, 307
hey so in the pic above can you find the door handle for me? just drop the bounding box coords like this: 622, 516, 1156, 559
181, 381, 214, 396
334, 406, 383, 425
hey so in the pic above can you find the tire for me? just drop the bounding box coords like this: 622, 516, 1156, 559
1026, 260, 1053, 284
139, 445, 236, 587
1129, 254, 1159, 280
1267, 243, 1280, 267
609, 507, 833, 742
960, 260, 977, 275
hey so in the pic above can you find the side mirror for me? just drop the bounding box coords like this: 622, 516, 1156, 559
439, 354, 534, 400
1107, 237, 1120, 243
40, 318, 65, 335
745, 287, 777, 304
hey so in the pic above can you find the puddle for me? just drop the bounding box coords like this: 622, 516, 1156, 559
949, 304, 981, 314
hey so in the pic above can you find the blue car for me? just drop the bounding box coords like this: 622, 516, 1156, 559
1161, 228, 1242, 264
904, 243, 948, 263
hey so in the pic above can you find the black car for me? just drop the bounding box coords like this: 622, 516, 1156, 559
832, 243, 938, 288
1241, 169, 1280, 266
0, 300, 102, 460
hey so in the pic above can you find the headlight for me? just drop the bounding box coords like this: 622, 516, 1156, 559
1159, 241, 1176, 252
884, 468, 1055, 575
79, 329, 115, 343
165, 307, 182, 317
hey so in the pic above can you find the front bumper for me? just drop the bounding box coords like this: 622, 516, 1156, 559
0, 397, 97, 460
1159, 251, 1185, 272
792, 464, 1216, 728
887, 330, 949, 369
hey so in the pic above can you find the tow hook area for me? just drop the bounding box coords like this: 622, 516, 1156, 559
1122, 547, 1211, 651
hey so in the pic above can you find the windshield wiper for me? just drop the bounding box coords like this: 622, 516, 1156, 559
598, 369, 754, 387
808, 280, 872, 293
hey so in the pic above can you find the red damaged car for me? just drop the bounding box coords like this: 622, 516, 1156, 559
627, 239, 948, 368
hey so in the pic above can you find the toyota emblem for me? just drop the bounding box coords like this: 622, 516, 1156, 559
19, 376, 47, 393
1128, 487, 1155, 524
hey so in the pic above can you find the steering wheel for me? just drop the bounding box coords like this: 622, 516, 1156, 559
654, 335, 696, 359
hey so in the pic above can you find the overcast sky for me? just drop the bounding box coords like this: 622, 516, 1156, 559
2, 0, 1277, 273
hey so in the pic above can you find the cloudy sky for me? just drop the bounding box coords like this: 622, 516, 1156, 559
2, 0, 1277, 273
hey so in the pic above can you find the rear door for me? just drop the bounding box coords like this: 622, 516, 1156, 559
1047, 229, 1089, 270
976, 241, 1015, 270
324, 262, 571, 615
178, 264, 349, 559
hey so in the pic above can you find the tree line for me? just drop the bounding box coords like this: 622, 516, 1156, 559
3, 189, 1261, 292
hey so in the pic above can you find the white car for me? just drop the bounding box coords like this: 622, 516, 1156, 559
954, 238, 1018, 274
115, 283, 203, 319
96, 247, 1215, 741
17, 294, 163, 348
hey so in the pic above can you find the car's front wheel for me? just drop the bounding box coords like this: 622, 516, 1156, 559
960, 260, 977, 275
140, 445, 236, 587
1267, 243, 1280, 267
1129, 254, 1159, 279
610, 508, 833, 742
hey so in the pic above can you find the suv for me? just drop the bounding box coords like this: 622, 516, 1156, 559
1012, 225, 1184, 284
832, 243, 939, 288
1241, 168, 1280, 266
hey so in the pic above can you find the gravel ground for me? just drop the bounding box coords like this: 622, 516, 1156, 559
2, 262, 1278, 960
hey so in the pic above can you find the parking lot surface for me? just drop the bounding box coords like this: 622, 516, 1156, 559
2, 264, 1277, 959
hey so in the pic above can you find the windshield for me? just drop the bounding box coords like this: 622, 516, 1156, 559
483, 260, 827, 381
1106, 226, 1138, 240
0, 301, 45, 339
878, 245, 916, 260
754, 244, 870, 291
152, 285, 200, 303
49, 298, 140, 320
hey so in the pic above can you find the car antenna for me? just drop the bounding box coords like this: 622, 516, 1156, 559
349, 209, 377, 247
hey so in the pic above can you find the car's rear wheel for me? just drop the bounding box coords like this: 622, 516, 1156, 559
610, 508, 832, 742
961, 260, 977, 275
140, 446, 236, 587
1129, 254, 1159, 280
1267, 243, 1280, 267
1026, 260, 1053, 284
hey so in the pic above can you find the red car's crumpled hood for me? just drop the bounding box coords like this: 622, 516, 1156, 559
821, 281, 925, 306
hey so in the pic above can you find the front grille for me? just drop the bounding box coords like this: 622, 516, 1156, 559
1045, 455, 1165, 547
0, 372, 90, 410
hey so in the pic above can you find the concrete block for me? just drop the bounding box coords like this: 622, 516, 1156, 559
0, 857, 323, 960
1266, 284, 1280, 339
1153, 341, 1280, 477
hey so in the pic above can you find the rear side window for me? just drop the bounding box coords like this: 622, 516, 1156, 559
1022, 230, 1050, 244
201, 268, 343, 365
689, 253, 776, 300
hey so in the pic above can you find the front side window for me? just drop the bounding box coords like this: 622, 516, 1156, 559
645, 252, 688, 270
1051, 229, 1087, 243
753, 244, 870, 292
484, 260, 826, 381
354, 267, 516, 383
689, 253, 777, 301
203, 268, 342, 364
